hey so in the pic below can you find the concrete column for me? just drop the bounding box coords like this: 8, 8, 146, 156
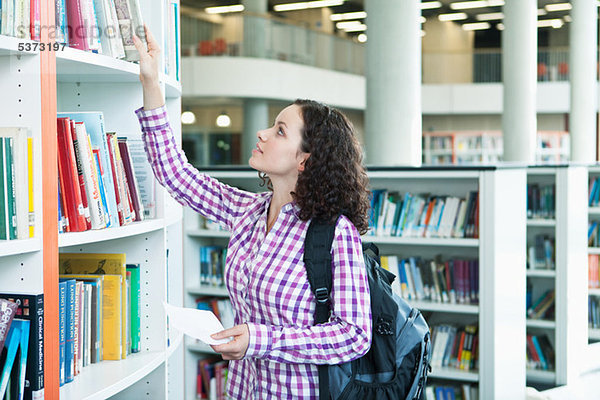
365, 0, 421, 166
242, 0, 267, 58
242, 99, 269, 163
502, 0, 537, 163
570, 0, 598, 163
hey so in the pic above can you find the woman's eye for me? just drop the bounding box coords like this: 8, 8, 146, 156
278, 128, 284, 136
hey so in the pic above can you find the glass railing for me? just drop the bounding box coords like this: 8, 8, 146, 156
181, 13, 365, 75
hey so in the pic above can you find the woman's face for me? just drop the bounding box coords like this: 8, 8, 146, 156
249, 104, 309, 178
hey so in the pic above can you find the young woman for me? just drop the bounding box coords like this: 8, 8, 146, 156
133, 26, 372, 399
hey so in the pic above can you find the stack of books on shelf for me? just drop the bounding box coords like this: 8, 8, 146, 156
527, 183, 556, 220
526, 334, 555, 372
56, 112, 156, 233
367, 190, 479, 239
527, 234, 555, 270
0, 128, 35, 240
425, 383, 478, 400
589, 297, 600, 331
196, 356, 228, 400
381, 255, 479, 305
199, 246, 227, 287
57, 253, 141, 387
0, 0, 41, 40
526, 289, 555, 321
430, 324, 478, 373
0, 295, 44, 400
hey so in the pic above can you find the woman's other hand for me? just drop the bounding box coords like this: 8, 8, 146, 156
210, 324, 250, 360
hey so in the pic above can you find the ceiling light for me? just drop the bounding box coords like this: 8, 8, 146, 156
545, 3, 572, 12
181, 110, 196, 125
487, 0, 504, 6
537, 19, 564, 28
537, 9, 548, 16
330, 11, 366, 21
421, 30, 426, 37
439, 12, 468, 21
216, 112, 231, 128
496, 23, 504, 30
421, 16, 427, 23
357, 33, 367, 43
450, 1, 489, 10
421, 1, 442, 10
336, 21, 362, 29
343, 24, 367, 32
476, 12, 504, 21
205, 4, 244, 14
564, 15, 572, 22
274, 0, 344, 12
462, 22, 491, 30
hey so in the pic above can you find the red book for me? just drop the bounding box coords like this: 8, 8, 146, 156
65, 0, 89, 50
30, 0, 41, 41
106, 133, 124, 226
57, 118, 86, 232
69, 120, 92, 230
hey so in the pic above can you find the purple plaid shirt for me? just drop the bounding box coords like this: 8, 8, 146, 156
136, 105, 372, 399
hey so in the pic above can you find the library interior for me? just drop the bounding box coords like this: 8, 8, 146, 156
1, 0, 600, 399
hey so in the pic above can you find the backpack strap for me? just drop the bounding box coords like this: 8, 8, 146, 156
304, 218, 337, 400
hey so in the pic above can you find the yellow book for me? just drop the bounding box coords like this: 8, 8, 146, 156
60, 274, 121, 360
59, 253, 128, 359
27, 137, 34, 237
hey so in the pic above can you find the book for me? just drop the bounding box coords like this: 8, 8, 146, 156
0, 293, 44, 399
118, 138, 145, 222
58, 279, 76, 383
126, 264, 141, 353
58, 281, 66, 386
0, 299, 18, 350
0, 322, 21, 398
12, 319, 30, 400
126, 139, 156, 218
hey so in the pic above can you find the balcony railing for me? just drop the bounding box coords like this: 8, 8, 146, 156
181, 13, 365, 75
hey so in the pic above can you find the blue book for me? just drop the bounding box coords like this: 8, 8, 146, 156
11, 319, 30, 400
57, 112, 119, 228
58, 281, 67, 386
0, 323, 21, 398
59, 279, 76, 383
531, 335, 548, 370
93, 152, 110, 227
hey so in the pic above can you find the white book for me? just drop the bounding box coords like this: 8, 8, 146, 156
452, 199, 468, 238
107, 0, 126, 58
86, 0, 103, 53
386, 255, 402, 298
0, 128, 30, 239
126, 139, 156, 218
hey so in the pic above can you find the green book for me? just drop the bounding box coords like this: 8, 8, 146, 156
0, 138, 6, 240
126, 264, 141, 353
4, 138, 17, 240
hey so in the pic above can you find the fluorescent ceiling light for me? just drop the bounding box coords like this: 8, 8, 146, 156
336, 20, 362, 29
496, 23, 504, 30
450, 1, 489, 10
205, 4, 244, 14
537, 8, 548, 16
439, 12, 468, 21
462, 22, 491, 30
343, 24, 367, 32
421, 1, 442, 10
564, 15, 572, 22
487, 0, 504, 6
545, 3, 572, 12
274, 0, 344, 12
476, 12, 504, 21
537, 18, 564, 28
421, 16, 427, 23
357, 33, 367, 43
330, 11, 366, 21
181, 111, 196, 125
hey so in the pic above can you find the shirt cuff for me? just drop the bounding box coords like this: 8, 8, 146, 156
135, 105, 170, 133
245, 322, 272, 359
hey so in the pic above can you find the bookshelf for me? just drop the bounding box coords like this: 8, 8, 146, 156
182, 166, 527, 399
525, 166, 588, 389
0, 0, 182, 398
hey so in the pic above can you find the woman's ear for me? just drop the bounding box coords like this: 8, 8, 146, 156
298, 153, 310, 172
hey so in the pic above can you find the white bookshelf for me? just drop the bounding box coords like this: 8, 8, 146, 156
182, 166, 527, 399
525, 166, 588, 389
0, 0, 183, 397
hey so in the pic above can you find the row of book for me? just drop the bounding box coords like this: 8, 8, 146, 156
588, 222, 600, 248
0, 0, 40, 40
589, 177, 600, 207
196, 297, 234, 332
58, 253, 141, 387
527, 234, 555, 270
589, 296, 600, 329
57, 112, 155, 233
526, 288, 555, 320
589, 254, 600, 289
430, 324, 478, 372
0, 129, 34, 240
527, 183, 555, 220
0, 294, 44, 400
425, 383, 478, 400
199, 246, 227, 287
196, 357, 228, 400
526, 334, 555, 371
381, 255, 479, 305
367, 190, 480, 239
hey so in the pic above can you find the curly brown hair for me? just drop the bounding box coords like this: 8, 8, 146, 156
259, 99, 371, 234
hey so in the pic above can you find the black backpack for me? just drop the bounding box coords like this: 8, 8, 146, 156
304, 219, 432, 400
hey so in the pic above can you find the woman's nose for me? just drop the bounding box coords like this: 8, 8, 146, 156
257, 129, 267, 141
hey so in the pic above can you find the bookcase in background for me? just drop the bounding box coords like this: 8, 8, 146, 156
0, 0, 183, 398
525, 166, 588, 390
182, 166, 527, 399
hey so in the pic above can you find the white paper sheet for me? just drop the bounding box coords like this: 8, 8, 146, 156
164, 302, 233, 345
